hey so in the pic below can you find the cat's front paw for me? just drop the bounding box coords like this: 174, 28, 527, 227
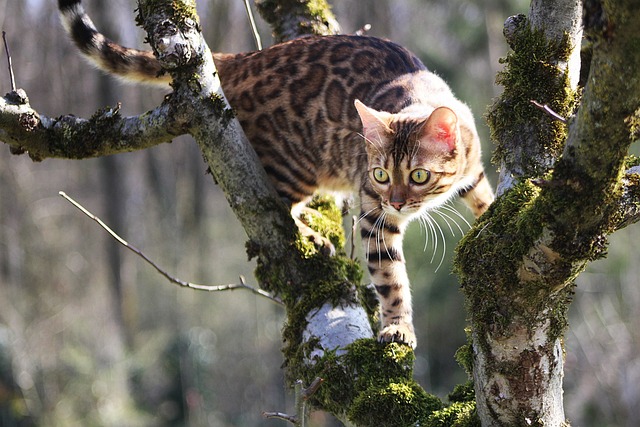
378, 323, 417, 349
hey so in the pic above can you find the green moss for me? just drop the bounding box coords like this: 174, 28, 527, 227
487, 17, 577, 176
625, 107, 640, 142
350, 381, 443, 427
294, 339, 442, 426
455, 179, 543, 292
448, 381, 476, 404
454, 340, 474, 378
255, 0, 338, 41
301, 194, 347, 250
454, 178, 578, 352
136, 0, 199, 28
624, 154, 640, 169
427, 401, 480, 427
277, 250, 365, 378
50, 106, 124, 159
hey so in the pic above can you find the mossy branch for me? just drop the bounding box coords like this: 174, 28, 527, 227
255, 0, 340, 42
0, 89, 175, 161
614, 166, 640, 230
456, 0, 640, 424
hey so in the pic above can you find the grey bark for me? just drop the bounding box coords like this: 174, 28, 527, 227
460, 0, 640, 425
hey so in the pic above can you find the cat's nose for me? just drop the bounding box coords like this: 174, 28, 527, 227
390, 201, 405, 211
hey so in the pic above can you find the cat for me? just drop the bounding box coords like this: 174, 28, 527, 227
58, 0, 494, 348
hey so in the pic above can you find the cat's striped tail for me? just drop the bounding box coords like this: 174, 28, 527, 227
58, 0, 169, 85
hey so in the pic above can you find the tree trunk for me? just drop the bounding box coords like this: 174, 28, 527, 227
456, 0, 640, 425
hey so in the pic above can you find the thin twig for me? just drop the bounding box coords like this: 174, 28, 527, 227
262, 377, 323, 426
262, 412, 298, 424
354, 24, 372, 36
530, 100, 567, 123
59, 191, 283, 305
350, 215, 357, 260
301, 377, 324, 400
2, 31, 16, 91
243, 0, 262, 50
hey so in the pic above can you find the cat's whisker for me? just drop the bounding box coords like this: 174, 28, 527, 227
374, 213, 389, 267
423, 211, 447, 272
440, 203, 471, 229
346, 207, 377, 256
357, 132, 385, 158
379, 213, 394, 263
433, 208, 466, 237
418, 215, 432, 252
434, 220, 447, 272
356, 206, 381, 225
433, 210, 457, 237
420, 213, 439, 263
364, 210, 385, 266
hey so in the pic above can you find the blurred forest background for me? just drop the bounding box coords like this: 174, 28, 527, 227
0, 0, 639, 426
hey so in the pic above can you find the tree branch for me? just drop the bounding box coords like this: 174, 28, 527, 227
541, 0, 640, 262
255, 0, 340, 42
457, 0, 640, 424
614, 166, 640, 230
0, 91, 176, 161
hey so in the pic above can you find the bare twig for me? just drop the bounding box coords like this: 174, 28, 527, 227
2, 31, 16, 91
301, 377, 324, 400
58, 191, 283, 305
262, 411, 298, 424
262, 378, 323, 426
354, 23, 372, 36
243, 0, 262, 50
530, 100, 567, 123
350, 215, 357, 260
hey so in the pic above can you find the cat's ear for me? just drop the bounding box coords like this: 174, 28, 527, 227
355, 100, 392, 143
423, 106, 458, 152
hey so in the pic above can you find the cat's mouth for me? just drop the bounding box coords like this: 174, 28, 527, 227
382, 202, 423, 217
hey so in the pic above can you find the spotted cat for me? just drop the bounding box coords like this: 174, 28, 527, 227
58, 0, 494, 348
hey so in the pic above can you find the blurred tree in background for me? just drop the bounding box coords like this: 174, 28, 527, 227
0, 0, 639, 426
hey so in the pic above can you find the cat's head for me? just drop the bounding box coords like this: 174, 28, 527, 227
355, 100, 464, 219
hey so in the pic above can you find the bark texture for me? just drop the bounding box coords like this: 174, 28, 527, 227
457, 0, 640, 425
255, 0, 340, 42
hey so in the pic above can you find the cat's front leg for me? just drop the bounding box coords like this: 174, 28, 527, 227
359, 199, 416, 348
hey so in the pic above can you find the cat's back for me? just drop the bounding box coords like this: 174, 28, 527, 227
214, 35, 427, 125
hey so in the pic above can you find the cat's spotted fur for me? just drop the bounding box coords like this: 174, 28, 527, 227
58, 0, 494, 348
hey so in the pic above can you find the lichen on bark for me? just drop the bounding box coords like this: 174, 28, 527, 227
455, 0, 640, 424
255, 0, 340, 41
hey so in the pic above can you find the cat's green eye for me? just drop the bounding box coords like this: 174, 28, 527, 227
373, 168, 389, 183
410, 169, 430, 184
